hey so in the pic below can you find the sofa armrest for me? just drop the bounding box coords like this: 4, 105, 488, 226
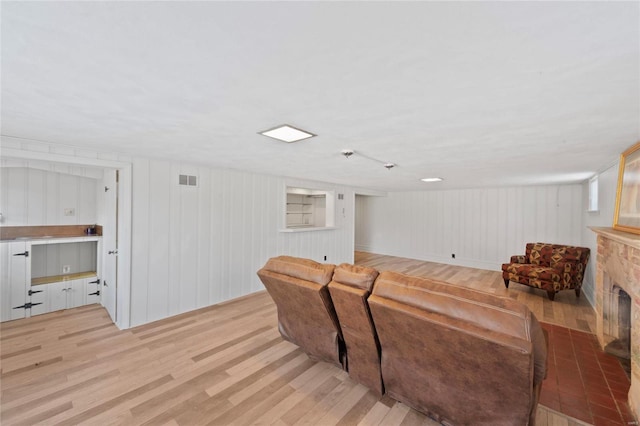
510, 255, 528, 264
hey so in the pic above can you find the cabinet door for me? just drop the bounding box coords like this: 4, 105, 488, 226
86, 277, 101, 305
1, 242, 30, 322
68, 279, 87, 308
48, 281, 68, 312
29, 286, 48, 316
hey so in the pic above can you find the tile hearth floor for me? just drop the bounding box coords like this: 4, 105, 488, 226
540, 323, 635, 425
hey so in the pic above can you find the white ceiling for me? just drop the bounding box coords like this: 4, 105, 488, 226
2, 1, 638, 191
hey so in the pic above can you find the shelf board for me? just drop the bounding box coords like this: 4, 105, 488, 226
32, 271, 97, 286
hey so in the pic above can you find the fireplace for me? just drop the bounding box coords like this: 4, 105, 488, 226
592, 227, 640, 419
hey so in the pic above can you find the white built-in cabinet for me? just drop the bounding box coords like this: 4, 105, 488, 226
0, 237, 101, 322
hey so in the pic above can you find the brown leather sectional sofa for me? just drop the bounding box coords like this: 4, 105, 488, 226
257, 256, 548, 425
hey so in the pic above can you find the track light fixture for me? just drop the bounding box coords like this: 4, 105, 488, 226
341, 149, 354, 158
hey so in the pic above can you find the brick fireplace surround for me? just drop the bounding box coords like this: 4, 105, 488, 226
592, 227, 640, 420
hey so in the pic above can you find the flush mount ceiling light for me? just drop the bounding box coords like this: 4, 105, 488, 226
259, 125, 316, 143
421, 177, 444, 182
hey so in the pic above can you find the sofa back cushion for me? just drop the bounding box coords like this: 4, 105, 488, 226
528, 243, 554, 266
527, 243, 590, 270
257, 256, 342, 367
368, 271, 547, 425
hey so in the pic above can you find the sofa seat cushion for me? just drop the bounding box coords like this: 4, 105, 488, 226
504, 264, 562, 284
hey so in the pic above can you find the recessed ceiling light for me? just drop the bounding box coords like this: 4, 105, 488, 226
421, 177, 443, 182
259, 125, 316, 143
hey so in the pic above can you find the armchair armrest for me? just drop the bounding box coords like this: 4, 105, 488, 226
510, 255, 528, 264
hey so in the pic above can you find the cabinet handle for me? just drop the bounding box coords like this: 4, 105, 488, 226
89, 279, 101, 284
13, 251, 29, 257
108, 250, 118, 255
28, 289, 43, 296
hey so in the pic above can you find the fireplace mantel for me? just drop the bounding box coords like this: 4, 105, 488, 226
591, 227, 640, 250
591, 226, 639, 419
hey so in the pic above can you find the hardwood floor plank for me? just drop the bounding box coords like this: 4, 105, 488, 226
192, 325, 273, 363
14, 401, 73, 426
1, 356, 63, 378
334, 390, 381, 426
52, 375, 173, 426
0, 345, 41, 360
1, 369, 119, 420
378, 402, 411, 426
356, 401, 391, 426
280, 376, 343, 425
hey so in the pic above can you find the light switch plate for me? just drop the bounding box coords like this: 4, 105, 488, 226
64, 208, 75, 216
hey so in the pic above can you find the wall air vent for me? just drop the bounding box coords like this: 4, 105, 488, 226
178, 175, 198, 187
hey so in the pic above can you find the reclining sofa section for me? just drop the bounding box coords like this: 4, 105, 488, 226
368, 271, 547, 426
257, 256, 548, 426
257, 256, 344, 368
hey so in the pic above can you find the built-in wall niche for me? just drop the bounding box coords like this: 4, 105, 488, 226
286, 187, 335, 230
31, 241, 97, 284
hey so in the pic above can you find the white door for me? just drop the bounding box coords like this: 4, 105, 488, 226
102, 170, 118, 323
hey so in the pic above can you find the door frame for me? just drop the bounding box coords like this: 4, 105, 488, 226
2, 144, 133, 329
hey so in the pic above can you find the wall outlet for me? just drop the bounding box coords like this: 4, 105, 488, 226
62, 265, 71, 274
64, 208, 75, 216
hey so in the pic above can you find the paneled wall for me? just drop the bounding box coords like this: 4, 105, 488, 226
0, 167, 98, 226
129, 158, 355, 326
581, 163, 619, 306
355, 184, 584, 272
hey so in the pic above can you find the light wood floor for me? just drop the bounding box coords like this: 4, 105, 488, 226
0, 253, 595, 426
355, 252, 597, 333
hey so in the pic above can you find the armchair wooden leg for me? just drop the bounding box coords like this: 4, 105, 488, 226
575, 288, 581, 298
503, 279, 509, 289
546, 290, 556, 301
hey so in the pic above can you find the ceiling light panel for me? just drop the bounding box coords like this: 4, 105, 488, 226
259, 125, 316, 143
421, 177, 443, 182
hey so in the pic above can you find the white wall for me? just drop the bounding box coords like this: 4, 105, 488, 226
581, 162, 619, 306
0, 167, 98, 226
129, 158, 355, 326
356, 184, 584, 271
2, 138, 357, 329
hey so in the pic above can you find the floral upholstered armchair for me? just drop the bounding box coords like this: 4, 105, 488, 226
501, 243, 590, 301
